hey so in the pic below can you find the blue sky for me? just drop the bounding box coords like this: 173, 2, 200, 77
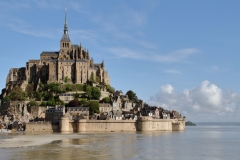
1, 0, 240, 122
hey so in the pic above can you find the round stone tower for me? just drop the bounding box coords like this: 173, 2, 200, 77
60, 116, 69, 132
77, 119, 87, 132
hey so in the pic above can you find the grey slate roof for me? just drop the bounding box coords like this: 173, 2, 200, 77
71, 44, 79, 48
94, 63, 101, 66
41, 51, 59, 56
67, 107, 89, 111
61, 34, 71, 42
29, 60, 39, 62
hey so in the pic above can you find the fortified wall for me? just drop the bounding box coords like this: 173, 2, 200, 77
25, 121, 59, 132
25, 117, 185, 132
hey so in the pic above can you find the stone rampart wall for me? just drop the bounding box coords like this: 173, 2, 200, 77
151, 119, 185, 131
172, 118, 185, 131
69, 121, 78, 132
26, 117, 185, 133
84, 120, 136, 132
137, 117, 175, 131
25, 122, 59, 132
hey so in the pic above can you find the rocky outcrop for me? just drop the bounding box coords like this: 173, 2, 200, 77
185, 121, 196, 126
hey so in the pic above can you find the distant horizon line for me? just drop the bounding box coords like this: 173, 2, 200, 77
191, 122, 240, 124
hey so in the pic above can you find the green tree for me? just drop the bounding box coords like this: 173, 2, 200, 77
64, 76, 70, 83
91, 87, 101, 100
2, 96, 11, 102
25, 84, 34, 99
88, 101, 100, 115
43, 91, 53, 101
79, 98, 88, 106
75, 84, 84, 91
35, 91, 42, 101
65, 84, 72, 91
73, 93, 80, 100
126, 90, 138, 102
40, 101, 47, 106
28, 101, 39, 106
47, 100, 55, 106
84, 85, 92, 100
9, 86, 26, 101
106, 85, 115, 93
90, 72, 94, 82
102, 97, 110, 103
45, 83, 61, 93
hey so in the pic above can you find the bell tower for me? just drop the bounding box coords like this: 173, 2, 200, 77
60, 8, 71, 50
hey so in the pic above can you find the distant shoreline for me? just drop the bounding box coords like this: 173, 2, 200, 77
194, 122, 240, 126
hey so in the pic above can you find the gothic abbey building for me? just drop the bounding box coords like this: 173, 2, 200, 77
1, 13, 110, 97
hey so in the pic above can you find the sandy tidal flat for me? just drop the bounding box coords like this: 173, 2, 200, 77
0, 133, 86, 148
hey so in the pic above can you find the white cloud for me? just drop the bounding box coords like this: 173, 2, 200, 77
70, 29, 98, 44
108, 48, 146, 60
2, 19, 58, 39
152, 48, 199, 63
161, 84, 174, 94
0, 0, 87, 38
108, 47, 199, 63
148, 80, 240, 122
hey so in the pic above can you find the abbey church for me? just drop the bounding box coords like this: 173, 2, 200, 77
2, 12, 110, 96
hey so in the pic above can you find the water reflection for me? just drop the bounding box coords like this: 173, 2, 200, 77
11, 135, 112, 160
1, 127, 240, 160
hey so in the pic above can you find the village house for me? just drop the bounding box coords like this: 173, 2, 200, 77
45, 106, 65, 123
67, 107, 89, 120
99, 103, 113, 113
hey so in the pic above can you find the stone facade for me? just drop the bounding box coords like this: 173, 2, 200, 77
99, 103, 113, 113
2, 12, 110, 97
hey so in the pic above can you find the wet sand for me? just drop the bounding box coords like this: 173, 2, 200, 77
0, 133, 87, 148
0, 129, 12, 133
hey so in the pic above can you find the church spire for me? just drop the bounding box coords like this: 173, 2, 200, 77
64, 8, 68, 35
60, 8, 71, 49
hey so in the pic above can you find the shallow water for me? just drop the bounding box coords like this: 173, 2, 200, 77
0, 125, 240, 160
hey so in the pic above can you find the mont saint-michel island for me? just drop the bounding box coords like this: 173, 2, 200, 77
0, 13, 185, 133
